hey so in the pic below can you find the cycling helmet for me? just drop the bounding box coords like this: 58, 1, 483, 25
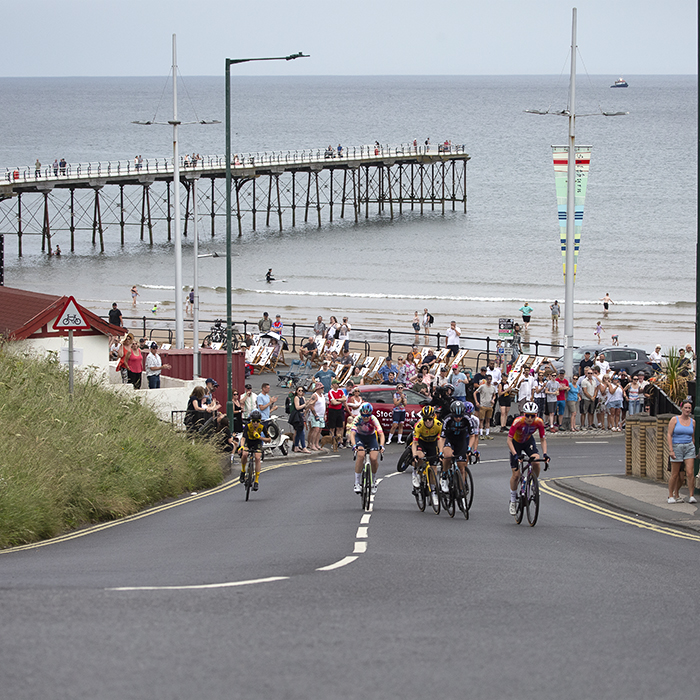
359, 402, 374, 417
249, 410, 262, 421
522, 401, 539, 415
450, 400, 465, 418
421, 405, 436, 420
464, 402, 474, 415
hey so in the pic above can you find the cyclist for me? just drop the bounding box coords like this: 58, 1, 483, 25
349, 402, 385, 495
411, 405, 443, 505
439, 400, 473, 492
507, 401, 549, 515
239, 410, 272, 491
464, 401, 480, 463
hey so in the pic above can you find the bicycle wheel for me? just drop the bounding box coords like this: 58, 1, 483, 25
414, 473, 427, 512
397, 443, 413, 472
427, 467, 441, 514
464, 466, 474, 510
514, 480, 525, 524
443, 473, 456, 518
362, 464, 372, 511
245, 463, 254, 501
454, 469, 469, 520
526, 472, 540, 526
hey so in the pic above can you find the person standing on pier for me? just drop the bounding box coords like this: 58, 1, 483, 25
59, 158, 67, 175
34, 159, 41, 178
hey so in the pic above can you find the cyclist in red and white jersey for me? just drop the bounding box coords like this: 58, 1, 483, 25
506, 401, 549, 516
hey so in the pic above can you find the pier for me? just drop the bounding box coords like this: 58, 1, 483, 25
0, 143, 469, 255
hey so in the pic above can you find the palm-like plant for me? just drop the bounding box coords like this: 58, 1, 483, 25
658, 347, 689, 406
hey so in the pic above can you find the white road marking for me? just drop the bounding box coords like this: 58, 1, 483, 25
360, 514, 372, 524
316, 556, 358, 571
353, 541, 368, 554
108, 576, 289, 592
356, 526, 368, 538
575, 441, 609, 444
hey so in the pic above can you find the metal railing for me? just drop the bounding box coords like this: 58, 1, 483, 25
115, 315, 563, 366
3, 142, 468, 185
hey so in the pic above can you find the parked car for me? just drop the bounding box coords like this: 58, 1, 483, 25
355, 384, 429, 433
552, 345, 653, 377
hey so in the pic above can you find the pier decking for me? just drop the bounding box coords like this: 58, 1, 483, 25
0, 143, 469, 255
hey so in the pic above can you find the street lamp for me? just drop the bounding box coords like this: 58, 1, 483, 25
134, 34, 219, 349
525, 8, 626, 377
225, 51, 309, 428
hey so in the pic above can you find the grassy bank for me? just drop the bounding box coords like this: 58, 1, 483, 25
0, 346, 224, 549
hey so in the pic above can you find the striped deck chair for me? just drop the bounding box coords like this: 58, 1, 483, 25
449, 349, 468, 369
252, 346, 274, 373
436, 348, 449, 362
362, 356, 374, 368
506, 355, 531, 390
350, 352, 361, 365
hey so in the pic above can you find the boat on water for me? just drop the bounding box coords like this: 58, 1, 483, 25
611, 77, 628, 88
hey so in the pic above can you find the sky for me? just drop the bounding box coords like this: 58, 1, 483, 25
1, 0, 697, 76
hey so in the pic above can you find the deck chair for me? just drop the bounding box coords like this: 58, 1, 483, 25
252, 346, 274, 373
452, 349, 468, 368
277, 358, 302, 387
506, 355, 531, 390
362, 356, 374, 368
350, 352, 361, 365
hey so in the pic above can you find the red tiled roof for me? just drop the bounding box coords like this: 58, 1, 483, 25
0, 286, 125, 339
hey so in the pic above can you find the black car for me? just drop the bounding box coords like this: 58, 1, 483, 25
553, 345, 652, 377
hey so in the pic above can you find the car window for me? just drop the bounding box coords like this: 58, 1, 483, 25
611, 350, 636, 362
363, 390, 394, 404
404, 389, 427, 404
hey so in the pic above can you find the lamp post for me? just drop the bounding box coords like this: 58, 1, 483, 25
526, 8, 626, 377
134, 34, 219, 349
225, 51, 309, 429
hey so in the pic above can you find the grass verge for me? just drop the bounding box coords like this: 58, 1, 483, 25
0, 346, 224, 548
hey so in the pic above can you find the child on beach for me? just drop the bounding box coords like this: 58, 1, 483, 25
594, 321, 604, 344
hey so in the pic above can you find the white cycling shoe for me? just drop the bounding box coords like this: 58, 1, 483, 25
509, 501, 517, 516
354, 483, 362, 494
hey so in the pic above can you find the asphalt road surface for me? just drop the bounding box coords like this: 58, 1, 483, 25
1, 435, 698, 700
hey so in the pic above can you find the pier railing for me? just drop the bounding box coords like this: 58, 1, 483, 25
3, 142, 467, 185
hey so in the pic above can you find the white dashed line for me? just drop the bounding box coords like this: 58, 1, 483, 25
356, 526, 368, 538
360, 513, 372, 524
353, 541, 368, 554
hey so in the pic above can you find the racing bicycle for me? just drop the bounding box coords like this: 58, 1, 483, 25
514, 454, 549, 526
357, 447, 382, 511
439, 455, 473, 519
412, 455, 441, 515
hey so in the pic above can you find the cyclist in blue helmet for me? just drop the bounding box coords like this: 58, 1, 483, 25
349, 401, 385, 495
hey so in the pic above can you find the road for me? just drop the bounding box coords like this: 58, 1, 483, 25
1, 435, 697, 700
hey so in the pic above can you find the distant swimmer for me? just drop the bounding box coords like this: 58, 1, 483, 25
266, 268, 275, 283
54, 245, 61, 257
151, 303, 158, 315
600, 293, 614, 312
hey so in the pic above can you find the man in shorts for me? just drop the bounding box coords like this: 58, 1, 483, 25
579, 368, 598, 429
506, 402, 549, 515
387, 384, 407, 444
474, 374, 498, 438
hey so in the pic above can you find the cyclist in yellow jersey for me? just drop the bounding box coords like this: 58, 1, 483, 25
411, 405, 443, 496
239, 410, 271, 491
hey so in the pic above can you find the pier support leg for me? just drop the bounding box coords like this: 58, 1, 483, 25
411, 164, 415, 211
166, 181, 172, 241
463, 160, 467, 212
252, 178, 257, 231
183, 180, 190, 239
291, 172, 296, 227
17, 193, 22, 257
420, 164, 424, 215
43, 192, 52, 254
93, 188, 104, 253
340, 169, 347, 219
399, 164, 403, 215
441, 161, 445, 215
266, 175, 273, 227
365, 166, 369, 219
211, 177, 216, 237
305, 172, 311, 223
140, 185, 146, 241
329, 169, 334, 222
146, 185, 153, 245
236, 179, 243, 238
276, 174, 283, 231
352, 168, 359, 223
387, 165, 394, 220
119, 185, 124, 246
315, 172, 321, 227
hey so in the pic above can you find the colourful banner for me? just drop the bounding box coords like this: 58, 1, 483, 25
552, 145, 591, 278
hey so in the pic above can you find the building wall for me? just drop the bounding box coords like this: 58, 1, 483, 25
17, 334, 110, 373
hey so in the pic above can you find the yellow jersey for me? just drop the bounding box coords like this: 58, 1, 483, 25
413, 417, 443, 443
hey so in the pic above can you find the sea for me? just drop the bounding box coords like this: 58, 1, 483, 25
0, 74, 696, 355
